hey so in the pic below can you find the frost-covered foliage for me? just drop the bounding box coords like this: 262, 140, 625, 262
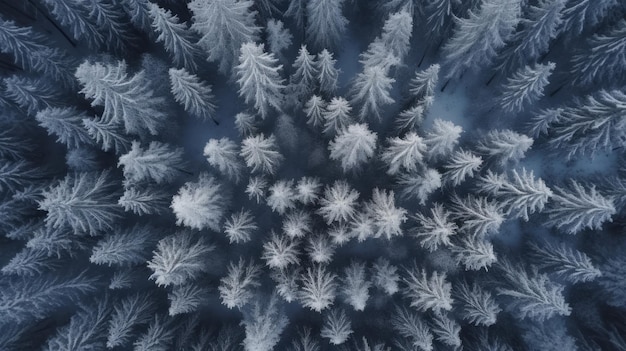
1, 0, 623, 348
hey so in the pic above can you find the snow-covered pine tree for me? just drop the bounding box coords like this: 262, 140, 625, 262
40, 0, 105, 49
411, 203, 457, 252
454, 280, 501, 326
476, 129, 533, 166
122, 0, 152, 34
189, 0, 260, 74
495, 0, 567, 74
285, 0, 306, 29
425, 0, 454, 40
496, 258, 571, 321
390, 306, 434, 351
267, 180, 297, 214
394, 104, 425, 134
397, 169, 442, 205
118, 185, 170, 216
295, 177, 322, 205
316, 49, 340, 94
241, 294, 288, 351
262, 232, 301, 269
450, 194, 504, 238
168, 283, 208, 315
443, 149, 483, 186
379, 10, 413, 62
118, 141, 186, 185
370, 257, 400, 295
132, 314, 176, 351
38, 170, 122, 236
0, 19, 76, 87
441, 0, 522, 80
246, 176, 268, 203
424, 118, 462, 161
546, 180, 615, 234
266, 19, 293, 58
298, 264, 338, 312
329, 123, 377, 172
410, 64, 440, 100
571, 19, 626, 86
76, 60, 168, 136
167, 70, 217, 123
236, 42, 286, 119
82, 117, 131, 154
106, 292, 156, 348
170, 173, 229, 231
317, 180, 359, 224
223, 210, 257, 244
320, 309, 353, 345
380, 132, 426, 175
350, 65, 395, 122
240, 134, 284, 174
365, 188, 408, 240
339, 261, 371, 311
306, 0, 348, 50
401, 265, 453, 312
148, 3, 200, 72
528, 240, 601, 283
3, 75, 65, 116
322, 97, 353, 136
147, 231, 215, 287
499, 62, 555, 114
35, 107, 94, 148
306, 234, 335, 264
289, 45, 318, 105
203, 138, 246, 183
282, 210, 312, 239
81, 0, 135, 52
219, 258, 262, 309
451, 236, 497, 271
430, 313, 461, 349
89, 225, 158, 267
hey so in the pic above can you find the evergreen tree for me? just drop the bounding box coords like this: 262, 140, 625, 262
149, 3, 200, 72
266, 19, 293, 57
236, 42, 286, 119
38, 171, 122, 236
454, 280, 501, 326
451, 236, 497, 271
285, 0, 306, 29
189, 0, 260, 73
40, 0, 105, 49
133, 314, 176, 351
476, 129, 533, 166
380, 132, 426, 175
35, 107, 94, 148
371, 257, 400, 295
329, 123, 378, 172
106, 293, 156, 348
306, 0, 348, 50
571, 19, 626, 86
298, 265, 338, 312
289, 45, 318, 104
397, 169, 442, 205
89, 225, 157, 267
424, 118, 462, 161
224, 210, 257, 244
122, 0, 152, 34
241, 295, 288, 351
0, 19, 76, 86
3, 75, 65, 116
379, 10, 413, 61
81, 0, 134, 52
219, 258, 262, 309
322, 97, 353, 136
304, 95, 327, 128
316, 49, 340, 94
430, 313, 461, 349
528, 241, 601, 283
203, 138, 246, 183
118, 141, 186, 185
441, 0, 522, 80
148, 231, 215, 287
411, 203, 457, 252
320, 309, 353, 345
364, 188, 408, 240
546, 180, 615, 234
240, 134, 284, 174
171, 173, 229, 231
339, 261, 371, 311
409, 64, 440, 99
168, 284, 208, 316
391, 306, 434, 351
76, 60, 168, 136
495, 0, 567, 74
499, 62, 555, 114
401, 266, 453, 312
450, 194, 504, 238
443, 149, 483, 186
317, 180, 360, 224
82, 117, 131, 154
169, 67, 217, 123
267, 180, 297, 214
262, 232, 301, 270
425, 0, 454, 39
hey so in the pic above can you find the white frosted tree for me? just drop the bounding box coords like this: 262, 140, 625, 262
38, 170, 122, 236
317, 180, 360, 224
289, 45, 318, 102
266, 19, 293, 57
236, 42, 286, 119
306, 234, 335, 264
401, 265, 453, 312
235, 111, 258, 136
528, 241, 601, 283
271, 267, 300, 303
454, 281, 501, 326
371, 257, 400, 295
365, 188, 408, 240
246, 176, 268, 203
496, 259, 571, 321
118, 186, 170, 215
349, 65, 395, 122
76, 60, 167, 136
430, 313, 461, 349
240, 134, 284, 174
443, 149, 483, 186
189, 0, 260, 73
118, 141, 186, 185
359, 40, 401, 73
476, 129, 533, 166
295, 177, 322, 205
316, 49, 339, 94
35, 107, 94, 148
106, 292, 156, 348
391, 306, 434, 351
133, 314, 176, 351
147, 231, 215, 287
379, 10, 413, 61
499, 62, 555, 113
168, 67, 217, 124
411, 203, 457, 252
397, 169, 442, 205
441, 0, 522, 80
321, 309, 353, 345
82, 117, 131, 154
262, 232, 300, 270
571, 19, 626, 86
395, 104, 425, 133
224, 210, 257, 244
283, 210, 312, 239
267, 180, 297, 214
298, 265, 338, 312
424, 119, 462, 161
329, 123, 377, 172
241, 294, 288, 351
304, 95, 327, 128
410, 64, 440, 99
451, 236, 497, 271
450, 195, 504, 238
306, 0, 348, 50
219, 258, 262, 309
90, 225, 157, 267
3, 75, 64, 116
148, 3, 199, 71
168, 283, 207, 316
40, 0, 105, 50
546, 180, 616, 234
170, 173, 228, 231
495, 0, 567, 74
340, 261, 371, 311
381, 132, 426, 175
203, 138, 245, 183
322, 97, 353, 136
